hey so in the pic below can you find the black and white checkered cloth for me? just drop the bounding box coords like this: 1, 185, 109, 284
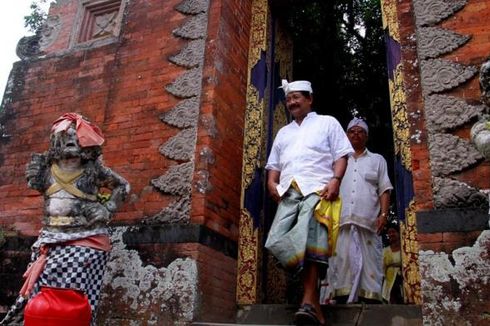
33, 228, 109, 248
38, 245, 109, 312
1, 243, 108, 325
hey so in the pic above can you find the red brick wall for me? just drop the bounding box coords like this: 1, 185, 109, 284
0, 0, 250, 240
0, 0, 251, 322
417, 230, 482, 253
395, 0, 434, 211
193, 0, 251, 241
1, 0, 179, 235
195, 244, 238, 321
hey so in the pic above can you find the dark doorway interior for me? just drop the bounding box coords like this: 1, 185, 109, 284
272, 0, 394, 173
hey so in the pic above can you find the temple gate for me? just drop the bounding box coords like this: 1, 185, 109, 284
0, 0, 488, 324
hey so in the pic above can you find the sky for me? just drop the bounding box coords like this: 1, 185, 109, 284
0, 1, 49, 102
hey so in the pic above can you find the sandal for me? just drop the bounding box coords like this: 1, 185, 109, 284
294, 303, 324, 325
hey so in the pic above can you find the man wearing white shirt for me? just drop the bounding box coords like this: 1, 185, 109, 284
330, 118, 393, 304
265, 79, 353, 325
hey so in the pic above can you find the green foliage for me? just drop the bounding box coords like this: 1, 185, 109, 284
24, 0, 49, 33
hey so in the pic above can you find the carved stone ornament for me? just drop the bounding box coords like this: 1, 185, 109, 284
39, 15, 62, 51
160, 97, 200, 128
169, 39, 206, 68
433, 177, 489, 209
0, 113, 131, 324
172, 13, 208, 40
175, 0, 209, 15
425, 94, 485, 132
152, 0, 211, 220
470, 58, 490, 159
76, 0, 123, 44
93, 11, 118, 38
421, 59, 478, 95
24, 113, 130, 233
16, 35, 41, 60
159, 128, 197, 161
147, 195, 191, 224
151, 162, 194, 196
413, 0, 467, 27
417, 27, 470, 60
165, 68, 203, 99
429, 133, 484, 176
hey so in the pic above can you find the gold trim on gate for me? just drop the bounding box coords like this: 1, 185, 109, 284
237, 0, 269, 305
237, 209, 261, 303
381, 0, 400, 42
242, 85, 264, 189
381, 0, 421, 304
389, 65, 412, 171
401, 201, 422, 304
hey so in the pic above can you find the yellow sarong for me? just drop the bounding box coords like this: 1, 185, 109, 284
314, 197, 341, 257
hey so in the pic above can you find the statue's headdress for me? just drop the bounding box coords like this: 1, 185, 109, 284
51, 113, 104, 147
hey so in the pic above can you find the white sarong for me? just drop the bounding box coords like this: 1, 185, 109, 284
329, 224, 383, 302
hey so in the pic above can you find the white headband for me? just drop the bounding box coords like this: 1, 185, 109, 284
280, 79, 313, 95
347, 118, 369, 134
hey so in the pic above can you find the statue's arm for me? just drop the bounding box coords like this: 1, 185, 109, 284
25, 153, 49, 192
97, 162, 130, 213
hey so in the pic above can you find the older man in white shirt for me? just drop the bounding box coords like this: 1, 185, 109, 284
265, 79, 353, 325
330, 117, 393, 304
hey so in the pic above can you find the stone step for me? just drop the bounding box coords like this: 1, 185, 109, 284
194, 304, 423, 326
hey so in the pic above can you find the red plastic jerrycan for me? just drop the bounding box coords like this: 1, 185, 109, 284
24, 287, 91, 326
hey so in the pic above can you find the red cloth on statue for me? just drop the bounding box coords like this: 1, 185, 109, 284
20, 246, 49, 297
24, 287, 91, 326
51, 113, 104, 147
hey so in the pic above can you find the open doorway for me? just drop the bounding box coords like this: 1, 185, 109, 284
268, 0, 399, 303
237, 0, 406, 306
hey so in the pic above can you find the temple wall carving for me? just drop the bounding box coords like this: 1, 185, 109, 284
413, 0, 488, 209
409, 0, 490, 324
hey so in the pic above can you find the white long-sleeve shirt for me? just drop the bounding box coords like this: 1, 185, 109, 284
265, 112, 353, 196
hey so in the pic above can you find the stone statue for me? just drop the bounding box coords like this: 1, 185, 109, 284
479, 58, 490, 107
1, 113, 130, 325
470, 58, 490, 160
